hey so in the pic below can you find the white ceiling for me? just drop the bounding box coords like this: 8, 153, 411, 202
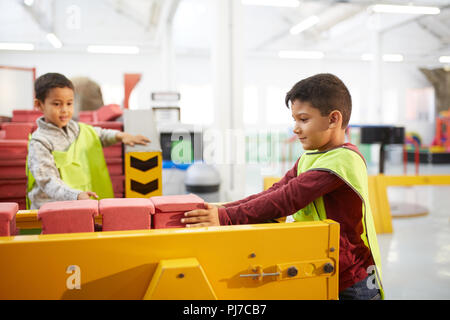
0, 0, 449, 63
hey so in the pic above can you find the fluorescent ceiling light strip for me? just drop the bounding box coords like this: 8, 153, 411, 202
242, 0, 299, 7
371, 4, 440, 15
46, 33, 62, 49
290, 16, 319, 35
361, 53, 403, 62
0, 42, 34, 51
383, 54, 403, 62
439, 56, 450, 63
279, 50, 324, 59
87, 45, 139, 54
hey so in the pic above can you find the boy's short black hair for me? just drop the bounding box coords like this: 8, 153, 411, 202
35, 73, 74, 102
285, 73, 352, 128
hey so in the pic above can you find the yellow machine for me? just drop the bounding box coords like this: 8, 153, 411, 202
0, 213, 339, 300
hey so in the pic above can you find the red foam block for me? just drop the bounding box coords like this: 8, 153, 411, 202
37, 200, 99, 234
96, 104, 123, 122
103, 143, 123, 158
150, 194, 205, 213
0, 159, 26, 179
0, 202, 18, 236
0, 179, 27, 198
1, 198, 26, 210
106, 158, 123, 175
110, 175, 124, 193
153, 211, 186, 229
99, 198, 154, 231
2, 123, 34, 140
12, 110, 43, 123
79, 111, 98, 123
0, 140, 28, 160
89, 121, 123, 131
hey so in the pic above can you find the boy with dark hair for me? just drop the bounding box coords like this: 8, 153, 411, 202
27, 73, 150, 209
182, 73, 383, 300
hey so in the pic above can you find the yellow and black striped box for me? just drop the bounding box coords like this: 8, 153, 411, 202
125, 151, 162, 198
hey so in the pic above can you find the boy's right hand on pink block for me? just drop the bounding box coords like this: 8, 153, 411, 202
181, 203, 220, 227
77, 191, 99, 200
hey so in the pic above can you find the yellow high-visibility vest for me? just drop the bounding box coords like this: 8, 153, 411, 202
293, 146, 384, 299
27, 122, 114, 208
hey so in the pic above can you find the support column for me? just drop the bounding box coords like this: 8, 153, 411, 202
211, 0, 245, 201
368, 29, 382, 124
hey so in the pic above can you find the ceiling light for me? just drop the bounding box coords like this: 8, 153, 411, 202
439, 56, 450, 63
46, 33, 62, 49
279, 50, 324, 59
361, 53, 374, 61
290, 16, 320, 35
242, 0, 300, 8
361, 53, 404, 62
87, 45, 140, 55
0, 43, 34, 51
24, 0, 34, 6
383, 54, 403, 62
371, 4, 440, 15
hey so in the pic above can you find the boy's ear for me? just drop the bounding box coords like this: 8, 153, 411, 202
34, 99, 44, 111
328, 110, 342, 129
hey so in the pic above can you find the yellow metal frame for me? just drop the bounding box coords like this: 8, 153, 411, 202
0, 220, 339, 300
368, 174, 450, 233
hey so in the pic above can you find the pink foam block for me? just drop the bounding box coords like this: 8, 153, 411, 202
79, 111, 98, 123
150, 194, 205, 213
96, 104, 123, 122
90, 121, 123, 131
12, 110, 43, 123
0, 179, 27, 198
0, 140, 28, 160
0, 130, 5, 139
0, 202, 18, 236
99, 198, 154, 232
103, 143, 123, 158
110, 175, 124, 193
106, 158, 123, 175
2, 123, 34, 140
0, 159, 26, 179
2, 198, 26, 210
153, 211, 186, 229
37, 200, 99, 234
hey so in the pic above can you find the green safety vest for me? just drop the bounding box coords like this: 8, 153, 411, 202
27, 122, 114, 209
292, 146, 384, 299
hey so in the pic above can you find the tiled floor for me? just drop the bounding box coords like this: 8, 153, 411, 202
244, 160, 450, 299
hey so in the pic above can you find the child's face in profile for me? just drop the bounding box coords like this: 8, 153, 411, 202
35, 87, 74, 129
291, 99, 333, 151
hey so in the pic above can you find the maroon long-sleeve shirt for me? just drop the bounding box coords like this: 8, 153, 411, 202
218, 144, 375, 291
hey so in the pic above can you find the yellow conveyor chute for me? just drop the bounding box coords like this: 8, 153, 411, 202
0, 213, 339, 300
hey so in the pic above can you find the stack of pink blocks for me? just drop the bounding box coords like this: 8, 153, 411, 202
34, 194, 205, 235
0, 118, 37, 210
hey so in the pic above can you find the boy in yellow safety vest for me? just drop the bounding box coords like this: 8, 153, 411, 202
27, 73, 149, 210
182, 73, 384, 300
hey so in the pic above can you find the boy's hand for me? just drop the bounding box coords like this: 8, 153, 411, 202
77, 191, 99, 200
117, 132, 150, 146
181, 203, 220, 227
